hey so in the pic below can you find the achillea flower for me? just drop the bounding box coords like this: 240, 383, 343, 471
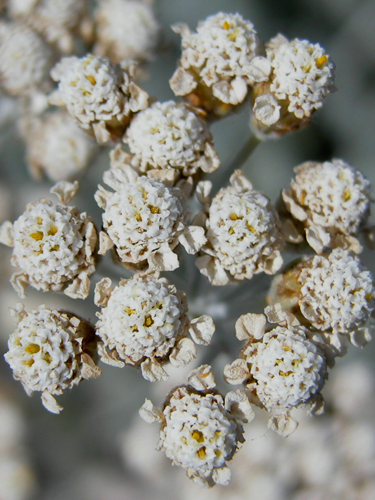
124, 100, 220, 182
49, 54, 148, 144
0, 21, 52, 96
268, 249, 375, 356
4, 303, 101, 414
224, 306, 328, 436
195, 171, 284, 285
281, 160, 372, 254
251, 34, 335, 138
94, 0, 159, 64
95, 162, 206, 271
139, 365, 254, 486
95, 274, 215, 381
20, 110, 97, 182
0, 182, 97, 299
170, 12, 268, 117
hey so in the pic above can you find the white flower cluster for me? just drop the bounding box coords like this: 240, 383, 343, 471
0, 21, 52, 96
95, 162, 206, 271
140, 365, 254, 487
252, 34, 335, 136
170, 12, 267, 114
50, 54, 148, 144
0, 184, 97, 299
94, 0, 159, 64
196, 171, 284, 285
21, 110, 97, 182
124, 100, 220, 180
282, 159, 372, 254
4, 304, 101, 414
224, 306, 328, 436
95, 274, 214, 381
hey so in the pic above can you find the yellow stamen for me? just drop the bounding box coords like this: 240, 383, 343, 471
316, 55, 328, 68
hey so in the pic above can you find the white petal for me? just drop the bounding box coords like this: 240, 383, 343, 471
229, 170, 253, 192
10, 272, 29, 299
0, 221, 14, 247
169, 67, 197, 96
169, 338, 197, 367
97, 342, 125, 368
141, 358, 169, 382
103, 165, 138, 191
223, 359, 249, 385
212, 466, 231, 486
41, 391, 63, 414
187, 364, 216, 391
268, 413, 298, 437
148, 246, 179, 272
195, 180, 212, 206
98, 231, 114, 255
94, 277, 113, 307
265, 303, 299, 328
235, 313, 266, 341
225, 390, 254, 423
64, 272, 90, 300
179, 226, 207, 254
139, 398, 164, 424
50, 180, 79, 205
282, 189, 308, 222
195, 255, 229, 286
128, 82, 149, 112
189, 315, 215, 345
253, 94, 280, 126
93, 121, 111, 145
81, 353, 102, 380
305, 225, 330, 254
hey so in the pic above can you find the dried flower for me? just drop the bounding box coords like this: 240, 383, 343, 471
170, 12, 267, 116
49, 54, 148, 144
139, 365, 253, 486
195, 171, 284, 285
224, 306, 328, 436
124, 100, 220, 182
94, 0, 159, 64
4, 303, 102, 413
251, 34, 335, 137
281, 159, 372, 254
0, 182, 97, 299
268, 249, 375, 355
94, 274, 215, 381
0, 21, 52, 96
20, 110, 98, 182
95, 162, 206, 271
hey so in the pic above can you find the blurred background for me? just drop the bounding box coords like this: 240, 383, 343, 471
0, 0, 375, 498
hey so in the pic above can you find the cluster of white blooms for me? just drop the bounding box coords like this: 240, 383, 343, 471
140, 365, 254, 487
8, 0, 89, 54
251, 34, 335, 136
4, 303, 101, 414
282, 159, 372, 253
224, 306, 328, 436
124, 100, 220, 180
95, 274, 214, 381
20, 110, 97, 182
49, 54, 148, 144
0, 21, 52, 96
0, 183, 97, 299
170, 12, 267, 115
94, 0, 159, 64
196, 171, 284, 285
95, 162, 206, 271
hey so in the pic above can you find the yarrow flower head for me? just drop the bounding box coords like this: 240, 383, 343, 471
139, 365, 254, 487
4, 303, 102, 414
94, 274, 215, 381
124, 100, 220, 182
95, 161, 207, 271
268, 249, 375, 356
0, 181, 97, 299
94, 0, 159, 64
195, 171, 284, 285
251, 34, 335, 138
49, 54, 148, 144
0, 21, 52, 96
224, 306, 328, 436
170, 12, 268, 116
281, 159, 372, 254
20, 110, 98, 182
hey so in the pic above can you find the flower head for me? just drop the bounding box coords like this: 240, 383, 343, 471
50, 54, 148, 144
4, 303, 101, 413
196, 171, 284, 285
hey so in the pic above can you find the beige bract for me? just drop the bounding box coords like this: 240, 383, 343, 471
195, 171, 284, 285
4, 304, 101, 414
49, 54, 148, 144
95, 275, 215, 381
170, 12, 266, 116
282, 160, 372, 254
21, 110, 97, 182
0, 183, 97, 299
8, 0, 89, 54
0, 21, 52, 96
139, 365, 253, 487
94, 0, 159, 64
124, 100, 220, 180
95, 163, 206, 271
268, 249, 375, 356
251, 34, 335, 137
224, 307, 328, 437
